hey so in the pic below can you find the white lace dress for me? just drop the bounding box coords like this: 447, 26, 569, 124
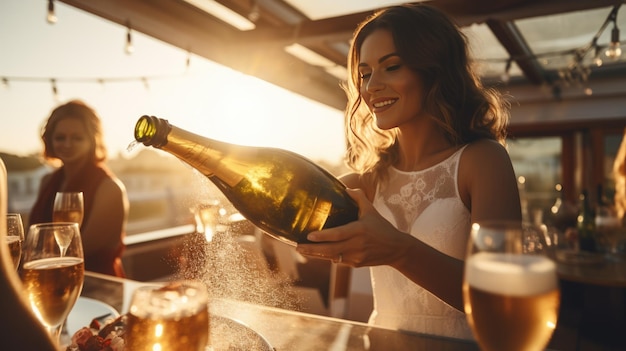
368, 145, 474, 340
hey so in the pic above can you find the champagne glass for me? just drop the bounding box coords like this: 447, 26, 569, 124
126, 280, 210, 351
595, 205, 625, 261
53, 192, 84, 257
463, 221, 560, 351
6, 213, 25, 269
21, 222, 84, 347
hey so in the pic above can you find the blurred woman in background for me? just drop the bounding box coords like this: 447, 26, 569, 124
29, 100, 128, 277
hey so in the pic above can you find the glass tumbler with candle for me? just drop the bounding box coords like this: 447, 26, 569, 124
595, 203, 624, 260
126, 280, 210, 351
463, 221, 560, 351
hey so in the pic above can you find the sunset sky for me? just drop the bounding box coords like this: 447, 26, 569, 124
0, 0, 346, 164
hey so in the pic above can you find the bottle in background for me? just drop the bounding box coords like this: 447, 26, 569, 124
547, 184, 578, 250
595, 184, 621, 255
577, 189, 597, 252
548, 184, 578, 233
133, 115, 359, 245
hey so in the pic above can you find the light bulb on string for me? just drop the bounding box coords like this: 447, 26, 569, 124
593, 45, 603, 67
47, 0, 57, 24
248, 1, 261, 22
605, 25, 622, 60
98, 78, 106, 91
186, 49, 192, 72
500, 59, 512, 83
125, 22, 134, 54
51, 79, 59, 102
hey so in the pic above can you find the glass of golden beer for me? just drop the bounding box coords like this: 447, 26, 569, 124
126, 280, 210, 351
21, 222, 84, 347
6, 213, 25, 269
463, 221, 560, 351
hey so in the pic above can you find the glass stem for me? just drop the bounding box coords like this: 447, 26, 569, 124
47, 324, 63, 348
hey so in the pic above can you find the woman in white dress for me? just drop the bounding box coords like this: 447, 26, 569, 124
297, 4, 521, 339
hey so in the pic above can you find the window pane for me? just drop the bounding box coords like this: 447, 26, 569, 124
508, 137, 562, 221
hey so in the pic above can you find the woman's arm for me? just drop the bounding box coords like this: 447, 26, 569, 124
80, 176, 129, 257
459, 139, 522, 224
298, 140, 521, 312
322, 189, 467, 311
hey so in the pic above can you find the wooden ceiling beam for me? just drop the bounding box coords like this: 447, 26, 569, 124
486, 19, 547, 85
57, 0, 625, 110
59, 0, 347, 110
238, 0, 622, 45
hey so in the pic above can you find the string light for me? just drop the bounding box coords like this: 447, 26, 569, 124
500, 58, 512, 83
0, 74, 183, 94
125, 21, 134, 55
248, 0, 261, 22
14, 1, 623, 102
605, 21, 622, 59
482, 4, 621, 95
593, 44, 603, 67
47, 0, 57, 24
51, 78, 59, 100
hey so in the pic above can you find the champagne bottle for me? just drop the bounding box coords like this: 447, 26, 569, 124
577, 189, 596, 252
133, 115, 359, 245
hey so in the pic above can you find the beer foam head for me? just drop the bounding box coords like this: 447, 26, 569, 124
465, 252, 557, 296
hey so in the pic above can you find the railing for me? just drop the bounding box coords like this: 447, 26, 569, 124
121, 224, 196, 281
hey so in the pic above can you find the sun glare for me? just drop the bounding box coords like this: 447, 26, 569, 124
0, 0, 346, 165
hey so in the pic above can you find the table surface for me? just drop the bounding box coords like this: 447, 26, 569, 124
79, 270, 626, 351
80, 272, 479, 351
555, 250, 626, 287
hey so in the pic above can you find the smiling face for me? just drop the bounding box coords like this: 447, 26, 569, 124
358, 29, 428, 131
51, 117, 93, 165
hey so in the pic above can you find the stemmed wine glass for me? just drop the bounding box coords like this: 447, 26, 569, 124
596, 205, 625, 261
21, 222, 84, 347
463, 220, 560, 351
53, 192, 84, 257
6, 213, 25, 269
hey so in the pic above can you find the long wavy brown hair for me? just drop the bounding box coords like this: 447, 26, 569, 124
343, 4, 510, 178
40, 99, 107, 165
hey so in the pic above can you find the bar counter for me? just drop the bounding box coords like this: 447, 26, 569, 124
81, 272, 479, 351
552, 252, 626, 351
